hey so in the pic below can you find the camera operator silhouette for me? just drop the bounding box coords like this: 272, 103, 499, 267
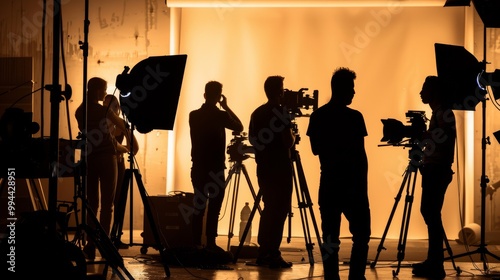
411, 75, 456, 279
189, 81, 243, 257
306, 67, 371, 280
75, 77, 132, 260
103, 94, 139, 249
248, 75, 295, 268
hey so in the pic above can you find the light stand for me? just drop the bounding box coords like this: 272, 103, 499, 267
70, 1, 134, 278
46, 0, 62, 236
112, 54, 187, 277
435, 0, 500, 268
447, 87, 500, 268
110, 123, 171, 278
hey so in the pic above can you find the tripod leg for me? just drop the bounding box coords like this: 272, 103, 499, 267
83, 201, 134, 279
233, 189, 262, 263
393, 166, 418, 277
241, 164, 262, 214
370, 166, 411, 268
27, 178, 47, 210
443, 231, 461, 274
292, 169, 315, 264
226, 164, 240, 250
293, 151, 323, 264
133, 169, 171, 277
110, 169, 132, 247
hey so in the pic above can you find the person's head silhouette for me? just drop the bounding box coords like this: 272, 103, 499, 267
264, 75, 284, 104
204, 81, 223, 105
330, 67, 356, 106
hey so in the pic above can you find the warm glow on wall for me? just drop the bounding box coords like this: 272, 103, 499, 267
173, 5, 469, 239
4, 0, 494, 240
167, 0, 447, 8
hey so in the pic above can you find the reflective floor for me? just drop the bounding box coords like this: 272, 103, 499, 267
84, 231, 500, 280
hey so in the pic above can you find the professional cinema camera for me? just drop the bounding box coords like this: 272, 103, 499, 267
227, 131, 255, 163
380, 110, 427, 146
0, 108, 43, 178
280, 88, 319, 117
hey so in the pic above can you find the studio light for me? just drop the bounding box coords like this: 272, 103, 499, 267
444, 0, 471, 7
444, 0, 500, 27
434, 43, 500, 110
441, 0, 500, 266
115, 54, 187, 133
494, 130, 500, 143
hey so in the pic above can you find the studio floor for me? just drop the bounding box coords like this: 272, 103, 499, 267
84, 231, 500, 280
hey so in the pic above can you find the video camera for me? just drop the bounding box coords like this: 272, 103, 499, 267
227, 131, 255, 163
380, 110, 427, 146
280, 88, 319, 117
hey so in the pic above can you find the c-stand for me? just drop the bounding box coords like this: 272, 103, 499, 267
370, 143, 459, 277
109, 123, 171, 277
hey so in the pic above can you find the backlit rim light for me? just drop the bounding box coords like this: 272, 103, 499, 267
120, 91, 132, 98
477, 71, 485, 91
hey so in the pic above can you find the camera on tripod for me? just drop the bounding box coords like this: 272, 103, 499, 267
380, 110, 427, 146
280, 88, 319, 117
0, 108, 43, 177
227, 131, 255, 163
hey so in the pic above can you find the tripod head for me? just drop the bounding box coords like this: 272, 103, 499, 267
291, 120, 301, 149
379, 139, 424, 170
227, 131, 254, 163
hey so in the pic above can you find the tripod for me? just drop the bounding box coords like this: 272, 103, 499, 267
289, 143, 323, 265
233, 137, 322, 265
224, 155, 261, 251
370, 145, 459, 277
109, 124, 171, 277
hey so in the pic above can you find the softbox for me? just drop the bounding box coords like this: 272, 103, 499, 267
116, 55, 187, 133
444, 1, 500, 27
435, 43, 485, 110
472, 0, 500, 28
444, 0, 471, 7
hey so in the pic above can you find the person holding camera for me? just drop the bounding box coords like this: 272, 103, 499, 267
411, 75, 456, 279
248, 75, 295, 268
306, 67, 371, 280
189, 81, 243, 255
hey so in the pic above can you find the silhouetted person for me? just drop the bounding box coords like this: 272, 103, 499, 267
249, 75, 295, 268
306, 67, 371, 280
103, 94, 138, 249
75, 77, 131, 260
189, 81, 243, 254
412, 76, 456, 279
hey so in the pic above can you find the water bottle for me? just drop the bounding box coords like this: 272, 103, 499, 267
239, 202, 252, 245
